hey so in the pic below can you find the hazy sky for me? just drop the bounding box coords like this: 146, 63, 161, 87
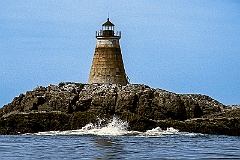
1, 0, 240, 107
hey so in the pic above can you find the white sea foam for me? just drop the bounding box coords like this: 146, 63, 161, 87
138, 127, 180, 137
32, 117, 187, 137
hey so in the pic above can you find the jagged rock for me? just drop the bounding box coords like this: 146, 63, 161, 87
0, 82, 239, 135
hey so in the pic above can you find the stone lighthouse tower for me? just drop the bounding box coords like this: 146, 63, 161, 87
88, 18, 128, 85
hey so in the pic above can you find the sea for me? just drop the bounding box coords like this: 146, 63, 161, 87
0, 117, 239, 159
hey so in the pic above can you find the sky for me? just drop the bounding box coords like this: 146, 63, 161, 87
1, 0, 240, 107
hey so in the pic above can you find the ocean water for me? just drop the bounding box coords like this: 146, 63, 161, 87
0, 117, 239, 159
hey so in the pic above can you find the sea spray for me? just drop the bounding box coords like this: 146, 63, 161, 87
80, 116, 130, 136
34, 116, 131, 136
33, 117, 184, 137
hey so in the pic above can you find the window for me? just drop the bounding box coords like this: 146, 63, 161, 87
116, 68, 120, 75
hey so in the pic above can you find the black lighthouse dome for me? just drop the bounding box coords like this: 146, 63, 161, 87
102, 18, 115, 30
102, 18, 115, 37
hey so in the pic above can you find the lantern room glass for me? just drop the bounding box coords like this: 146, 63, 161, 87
103, 25, 114, 31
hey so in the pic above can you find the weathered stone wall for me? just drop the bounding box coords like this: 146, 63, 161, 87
88, 37, 128, 85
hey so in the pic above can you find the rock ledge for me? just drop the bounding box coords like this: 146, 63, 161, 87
0, 82, 239, 135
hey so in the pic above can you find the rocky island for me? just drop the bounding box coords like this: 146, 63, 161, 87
0, 82, 239, 136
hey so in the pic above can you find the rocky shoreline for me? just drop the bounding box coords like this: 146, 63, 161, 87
0, 82, 239, 135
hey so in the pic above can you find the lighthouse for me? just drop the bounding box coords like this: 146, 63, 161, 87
88, 18, 128, 85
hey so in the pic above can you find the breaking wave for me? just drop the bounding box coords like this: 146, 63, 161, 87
32, 117, 186, 137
